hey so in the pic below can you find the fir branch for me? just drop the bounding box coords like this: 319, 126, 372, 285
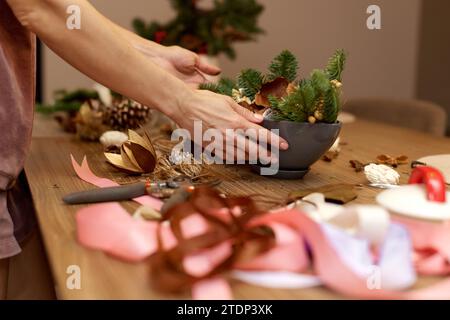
199, 82, 221, 93
237, 69, 264, 100
199, 78, 237, 96
36, 101, 83, 115
322, 87, 340, 123
298, 80, 317, 115
36, 89, 98, 115
57, 89, 99, 103
268, 50, 298, 82
133, 0, 264, 59
218, 78, 238, 96
326, 49, 347, 82
311, 69, 331, 93
268, 88, 308, 123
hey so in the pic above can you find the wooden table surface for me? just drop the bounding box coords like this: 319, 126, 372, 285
25, 119, 450, 300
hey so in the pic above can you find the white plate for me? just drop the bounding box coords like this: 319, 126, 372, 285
376, 185, 450, 222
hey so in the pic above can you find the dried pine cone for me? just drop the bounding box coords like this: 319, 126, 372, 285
103, 99, 152, 131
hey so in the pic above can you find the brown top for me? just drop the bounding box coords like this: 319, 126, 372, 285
0, 1, 36, 258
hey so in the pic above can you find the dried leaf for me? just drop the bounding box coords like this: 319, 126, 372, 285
376, 154, 409, 167
396, 155, 409, 165
350, 160, 366, 172
286, 83, 297, 95
254, 77, 290, 108
322, 151, 339, 162
239, 101, 266, 114
288, 183, 357, 204
376, 154, 396, 166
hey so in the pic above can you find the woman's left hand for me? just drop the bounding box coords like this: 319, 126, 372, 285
159, 46, 221, 85
136, 42, 221, 86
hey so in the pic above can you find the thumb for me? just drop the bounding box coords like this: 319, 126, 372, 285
231, 101, 264, 124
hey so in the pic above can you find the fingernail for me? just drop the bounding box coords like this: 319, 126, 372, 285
254, 114, 264, 121
280, 142, 289, 150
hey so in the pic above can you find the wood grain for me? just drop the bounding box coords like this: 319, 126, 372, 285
25, 119, 450, 300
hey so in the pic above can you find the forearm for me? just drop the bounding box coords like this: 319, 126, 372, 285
7, 0, 189, 118
115, 25, 167, 58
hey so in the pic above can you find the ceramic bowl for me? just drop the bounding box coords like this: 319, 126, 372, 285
252, 119, 342, 179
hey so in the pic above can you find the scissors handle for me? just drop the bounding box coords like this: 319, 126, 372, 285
63, 182, 147, 205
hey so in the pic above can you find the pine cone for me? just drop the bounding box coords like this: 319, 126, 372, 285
103, 99, 152, 131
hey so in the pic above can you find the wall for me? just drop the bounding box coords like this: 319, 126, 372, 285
417, 0, 450, 134
43, 0, 422, 103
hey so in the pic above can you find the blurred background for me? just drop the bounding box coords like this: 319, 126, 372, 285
37, 0, 450, 135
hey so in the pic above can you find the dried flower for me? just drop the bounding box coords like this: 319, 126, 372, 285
350, 160, 367, 172
100, 131, 128, 150
364, 164, 400, 185
104, 130, 157, 174
376, 154, 409, 167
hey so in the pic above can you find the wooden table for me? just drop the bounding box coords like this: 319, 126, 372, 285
25, 119, 450, 299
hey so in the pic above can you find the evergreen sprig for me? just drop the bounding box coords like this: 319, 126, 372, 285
199, 78, 237, 96
200, 49, 347, 124
326, 49, 347, 81
237, 69, 264, 100
36, 89, 99, 115
268, 50, 299, 82
133, 0, 264, 59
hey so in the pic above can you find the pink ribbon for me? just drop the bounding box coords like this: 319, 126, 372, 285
75, 202, 450, 300
251, 210, 450, 299
70, 155, 163, 211
394, 216, 450, 276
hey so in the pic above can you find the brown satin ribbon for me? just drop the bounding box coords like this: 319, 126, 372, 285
149, 187, 275, 294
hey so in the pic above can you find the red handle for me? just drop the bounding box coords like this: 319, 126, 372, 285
409, 166, 446, 203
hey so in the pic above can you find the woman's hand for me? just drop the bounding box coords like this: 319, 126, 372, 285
160, 46, 221, 85
171, 90, 289, 162
131, 36, 221, 86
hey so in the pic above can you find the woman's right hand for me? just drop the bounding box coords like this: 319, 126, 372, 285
170, 89, 289, 163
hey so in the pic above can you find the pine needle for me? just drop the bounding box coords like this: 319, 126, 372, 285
268, 50, 299, 82
326, 49, 347, 82
237, 69, 264, 100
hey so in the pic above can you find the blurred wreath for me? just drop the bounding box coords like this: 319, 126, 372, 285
132, 0, 265, 59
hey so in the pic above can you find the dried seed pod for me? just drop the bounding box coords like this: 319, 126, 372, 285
105, 129, 157, 174
103, 99, 152, 131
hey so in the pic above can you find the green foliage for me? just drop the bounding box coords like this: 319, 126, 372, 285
36, 89, 99, 114
322, 86, 340, 123
133, 0, 264, 59
200, 49, 347, 124
269, 88, 308, 123
237, 69, 264, 100
199, 78, 237, 96
298, 79, 317, 115
268, 50, 299, 82
311, 69, 331, 93
326, 49, 347, 81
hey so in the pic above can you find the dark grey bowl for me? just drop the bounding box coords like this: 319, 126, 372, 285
253, 119, 342, 179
